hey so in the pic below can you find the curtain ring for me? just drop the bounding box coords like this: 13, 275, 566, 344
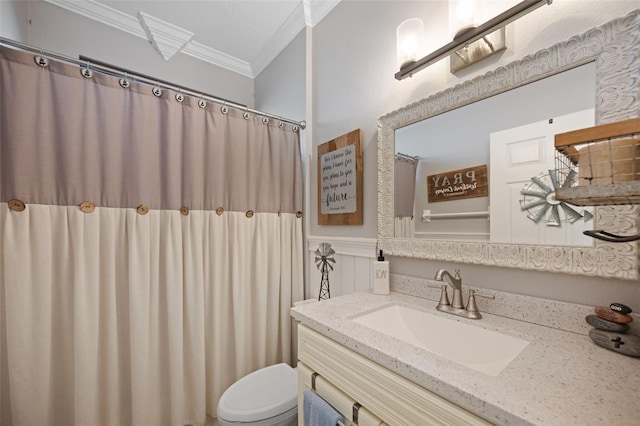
198, 95, 206, 109
175, 89, 184, 103
293, 125, 299, 132
152, 82, 163, 97
221, 105, 228, 114
262, 117, 269, 124
243, 112, 250, 120
278, 122, 284, 128
119, 72, 130, 88
80, 60, 93, 79
34, 49, 48, 67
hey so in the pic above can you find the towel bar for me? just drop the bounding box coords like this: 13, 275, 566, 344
352, 402, 361, 424
309, 370, 364, 425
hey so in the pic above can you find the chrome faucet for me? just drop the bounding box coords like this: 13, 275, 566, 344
430, 269, 494, 320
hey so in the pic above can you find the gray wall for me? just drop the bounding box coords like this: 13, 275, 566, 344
0, 0, 255, 107
255, 29, 307, 160
0, 0, 28, 41
307, 0, 640, 307
255, 30, 306, 125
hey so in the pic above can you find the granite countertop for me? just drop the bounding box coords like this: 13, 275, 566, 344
291, 291, 640, 426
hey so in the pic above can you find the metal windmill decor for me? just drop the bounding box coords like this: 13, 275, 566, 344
314, 242, 336, 301
519, 170, 593, 226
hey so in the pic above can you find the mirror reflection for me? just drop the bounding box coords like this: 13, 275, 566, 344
394, 63, 596, 246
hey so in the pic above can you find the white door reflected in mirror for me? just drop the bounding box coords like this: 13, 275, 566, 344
489, 109, 595, 246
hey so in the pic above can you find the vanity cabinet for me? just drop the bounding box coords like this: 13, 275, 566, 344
297, 324, 492, 425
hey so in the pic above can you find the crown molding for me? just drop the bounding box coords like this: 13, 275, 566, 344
251, 2, 306, 77
44, 0, 253, 77
252, 0, 341, 74
43, 0, 340, 78
44, 0, 145, 38
182, 41, 253, 78
137, 11, 194, 61
306, 0, 342, 27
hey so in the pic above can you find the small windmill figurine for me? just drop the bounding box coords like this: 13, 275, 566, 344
314, 242, 336, 300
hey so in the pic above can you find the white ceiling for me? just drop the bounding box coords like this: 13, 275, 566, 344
44, 0, 342, 78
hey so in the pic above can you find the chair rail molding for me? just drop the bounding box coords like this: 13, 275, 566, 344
307, 235, 377, 258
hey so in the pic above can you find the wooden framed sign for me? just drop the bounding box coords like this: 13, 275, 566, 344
427, 165, 488, 203
317, 129, 363, 225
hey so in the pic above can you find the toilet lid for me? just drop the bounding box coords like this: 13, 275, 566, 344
217, 363, 298, 423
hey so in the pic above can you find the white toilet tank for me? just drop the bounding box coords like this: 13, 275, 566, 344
217, 363, 298, 426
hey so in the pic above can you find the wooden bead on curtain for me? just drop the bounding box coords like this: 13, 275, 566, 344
216, 207, 224, 216
8, 199, 25, 212
245, 210, 254, 218
296, 211, 303, 218
180, 206, 189, 216
137, 204, 149, 215
79, 201, 95, 213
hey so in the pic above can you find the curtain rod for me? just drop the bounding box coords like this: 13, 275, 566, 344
0, 37, 306, 129
395, 152, 418, 162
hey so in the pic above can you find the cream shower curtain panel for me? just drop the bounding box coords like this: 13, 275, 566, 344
0, 46, 304, 426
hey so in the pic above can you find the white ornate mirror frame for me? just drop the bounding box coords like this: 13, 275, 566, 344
378, 10, 639, 280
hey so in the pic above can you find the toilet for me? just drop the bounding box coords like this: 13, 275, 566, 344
217, 363, 298, 426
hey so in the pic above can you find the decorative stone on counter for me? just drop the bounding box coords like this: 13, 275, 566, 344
589, 329, 640, 357
595, 306, 634, 324
610, 302, 633, 314
586, 314, 630, 332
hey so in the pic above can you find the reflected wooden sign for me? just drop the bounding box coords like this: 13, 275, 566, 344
427, 165, 488, 203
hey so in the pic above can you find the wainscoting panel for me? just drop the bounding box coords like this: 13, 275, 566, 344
306, 236, 377, 300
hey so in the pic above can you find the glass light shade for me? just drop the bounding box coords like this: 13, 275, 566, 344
396, 18, 424, 69
449, 0, 482, 37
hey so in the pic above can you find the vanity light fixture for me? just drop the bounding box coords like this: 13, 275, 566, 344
395, 0, 552, 80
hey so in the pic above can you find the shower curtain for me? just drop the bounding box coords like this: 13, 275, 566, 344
394, 157, 417, 238
0, 46, 304, 426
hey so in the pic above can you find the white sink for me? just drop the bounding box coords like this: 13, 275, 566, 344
351, 304, 529, 376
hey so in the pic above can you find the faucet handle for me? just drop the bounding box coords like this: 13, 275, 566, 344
428, 284, 451, 307
474, 291, 495, 300
466, 290, 495, 313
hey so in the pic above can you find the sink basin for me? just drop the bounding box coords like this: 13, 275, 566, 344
351, 304, 529, 376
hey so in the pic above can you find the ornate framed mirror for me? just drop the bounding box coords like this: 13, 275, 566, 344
377, 10, 639, 280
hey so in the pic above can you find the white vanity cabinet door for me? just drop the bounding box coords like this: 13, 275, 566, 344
297, 362, 384, 426
297, 325, 492, 426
